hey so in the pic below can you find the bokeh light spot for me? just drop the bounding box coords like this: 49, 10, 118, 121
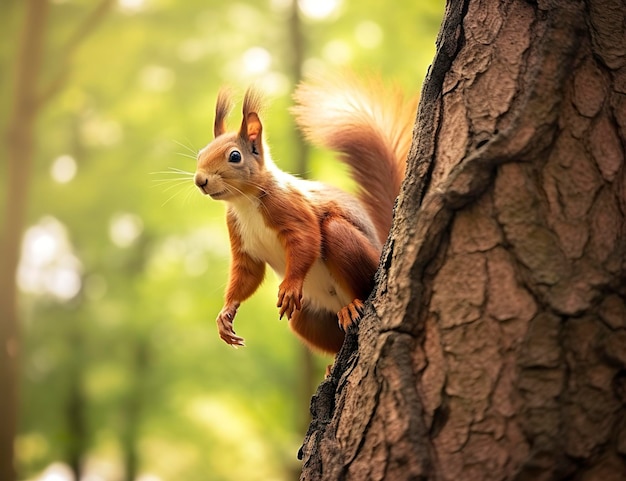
50, 154, 77, 184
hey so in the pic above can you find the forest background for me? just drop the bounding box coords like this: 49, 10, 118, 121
1, 1, 443, 480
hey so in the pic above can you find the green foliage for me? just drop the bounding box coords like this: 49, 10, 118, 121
3, 0, 443, 479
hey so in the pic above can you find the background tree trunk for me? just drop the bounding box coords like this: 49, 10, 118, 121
1, 3, 49, 479
2, 2, 111, 478
299, 0, 626, 479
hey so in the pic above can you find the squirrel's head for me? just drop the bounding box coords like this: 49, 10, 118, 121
194, 87, 268, 201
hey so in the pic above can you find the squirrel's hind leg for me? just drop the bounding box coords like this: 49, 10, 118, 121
289, 304, 345, 354
321, 215, 380, 331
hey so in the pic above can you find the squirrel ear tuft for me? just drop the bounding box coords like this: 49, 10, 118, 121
214, 88, 233, 138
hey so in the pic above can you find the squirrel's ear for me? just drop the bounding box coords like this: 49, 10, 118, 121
240, 87, 264, 156
214, 88, 233, 138
243, 112, 263, 156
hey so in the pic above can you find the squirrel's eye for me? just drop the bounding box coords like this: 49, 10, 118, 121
228, 150, 242, 163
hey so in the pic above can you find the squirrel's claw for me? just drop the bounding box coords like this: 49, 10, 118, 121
337, 299, 364, 332
216, 305, 245, 347
277, 280, 302, 320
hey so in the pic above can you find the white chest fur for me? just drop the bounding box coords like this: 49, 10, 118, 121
228, 199, 351, 313
229, 199, 286, 274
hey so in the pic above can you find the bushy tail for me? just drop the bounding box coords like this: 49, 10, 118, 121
291, 74, 418, 244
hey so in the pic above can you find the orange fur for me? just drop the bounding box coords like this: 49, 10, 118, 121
321, 215, 379, 301
195, 78, 417, 354
291, 74, 418, 243
224, 209, 266, 305
214, 88, 233, 137
289, 305, 345, 354
261, 185, 321, 319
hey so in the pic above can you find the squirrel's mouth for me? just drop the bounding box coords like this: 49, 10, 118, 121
208, 189, 228, 199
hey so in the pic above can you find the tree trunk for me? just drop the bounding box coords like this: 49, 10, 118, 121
1, 3, 111, 478
299, 0, 626, 480
1, 2, 49, 479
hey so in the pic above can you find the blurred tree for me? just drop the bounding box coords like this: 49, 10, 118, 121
299, 0, 626, 479
1, 2, 49, 478
120, 338, 150, 481
2, 1, 113, 479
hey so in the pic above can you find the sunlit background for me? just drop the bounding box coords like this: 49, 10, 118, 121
1, 0, 444, 480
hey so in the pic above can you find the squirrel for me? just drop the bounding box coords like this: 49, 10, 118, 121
194, 75, 417, 354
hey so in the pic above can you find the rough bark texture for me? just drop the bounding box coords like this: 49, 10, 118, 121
299, 1, 626, 480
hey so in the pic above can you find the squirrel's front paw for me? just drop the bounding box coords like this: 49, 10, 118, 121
277, 280, 302, 320
216, 305, 245, 347
337, 299, 364, 331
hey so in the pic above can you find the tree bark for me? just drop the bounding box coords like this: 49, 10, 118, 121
299, 0, 626, 480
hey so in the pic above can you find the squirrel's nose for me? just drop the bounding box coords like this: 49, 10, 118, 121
194, 173, 208, 189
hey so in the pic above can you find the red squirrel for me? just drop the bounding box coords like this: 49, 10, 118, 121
194, 75, 417, 354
